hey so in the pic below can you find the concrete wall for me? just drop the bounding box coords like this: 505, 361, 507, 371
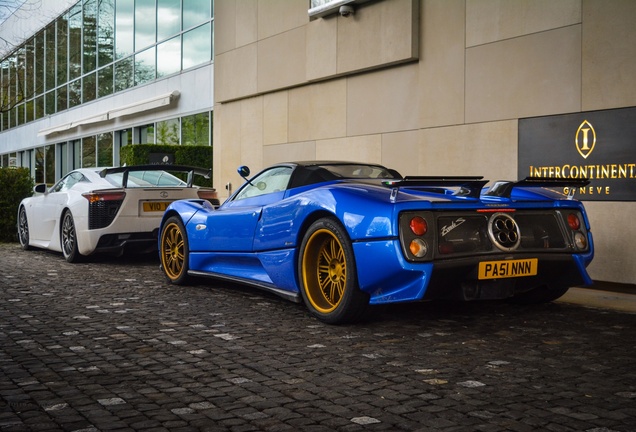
212, 0, 636, 286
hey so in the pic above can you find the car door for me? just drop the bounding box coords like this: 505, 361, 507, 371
192, 166, 292, 252
28, 173, 81, 243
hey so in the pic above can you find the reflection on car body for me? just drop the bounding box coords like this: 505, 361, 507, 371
158, 161, 594, 324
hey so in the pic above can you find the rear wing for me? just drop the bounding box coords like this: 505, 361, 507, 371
383, 176, 489, 200
486, 177, 591, 199
99, 165, 211, 188
382, 176, 590, 201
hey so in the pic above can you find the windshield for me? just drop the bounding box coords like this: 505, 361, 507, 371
104, 170, 187, 188
320, 164, 398, 179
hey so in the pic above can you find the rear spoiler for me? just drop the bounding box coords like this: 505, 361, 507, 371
383, 176, 489, 199
99, 165, 211, 188
486, 177, 591, 199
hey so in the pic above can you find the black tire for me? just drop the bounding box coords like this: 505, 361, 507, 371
510, 284, 570, 304
17, 206, 31, 250
298, 217, 368, 324
160, 216, 190, 285
61, 211, 83, 263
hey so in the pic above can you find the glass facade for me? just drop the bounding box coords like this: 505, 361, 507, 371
2, 112, 213, 181
0, 0, 213, 131
0, 0, 215, 182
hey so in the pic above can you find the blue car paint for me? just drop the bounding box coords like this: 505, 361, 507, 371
160, 164, 594, 306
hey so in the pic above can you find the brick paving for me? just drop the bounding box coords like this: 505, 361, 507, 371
1, 242, 635, 432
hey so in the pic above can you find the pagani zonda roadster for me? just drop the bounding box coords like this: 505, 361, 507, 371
159, 161, 593, 324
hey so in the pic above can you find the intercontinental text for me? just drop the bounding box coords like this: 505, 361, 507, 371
529, 163, 636, 179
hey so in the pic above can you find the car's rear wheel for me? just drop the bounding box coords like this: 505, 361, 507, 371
299, 217, 368, 324
61, 211, 83, 263
17, 206, 31, 250
160, 216, 190, 284
510, 284, 570, 304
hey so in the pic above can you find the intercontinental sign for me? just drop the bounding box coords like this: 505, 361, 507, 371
518, 106, 636, 201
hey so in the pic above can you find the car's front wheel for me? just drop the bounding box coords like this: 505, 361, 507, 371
17, 206, 31, 250
61, 211, 83, 263
160, 216, 190, 284
298, 217, 368, 324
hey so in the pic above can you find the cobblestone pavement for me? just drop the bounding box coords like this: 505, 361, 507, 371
1, 243, 635, 432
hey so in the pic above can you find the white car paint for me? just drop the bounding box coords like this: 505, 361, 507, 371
17, 166, 216, 262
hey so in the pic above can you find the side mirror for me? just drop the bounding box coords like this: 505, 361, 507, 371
34, 184, 47, 194
238, 165, 250, 179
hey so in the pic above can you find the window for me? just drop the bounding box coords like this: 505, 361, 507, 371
35, 147, 44, 183
181, 112, 210, 145
156, 119, 180, 145
51, 171, 85, 193
57, 85, 68, 112
35, 31, 45, 94
25, 39, 34, 96
35, 95, 44, 119
182, 23, 211, 69
97, 0, 115, 66
83, 0, 98, 74
114, 57, 134, 91
138, 124, 155, 144
57, 15, 68, 85
97, 132, 113, 166
97, 65, 113, 97
157, 36, 180, 77
157, 0, 180, 40
82, 136, 96, 167
45, 24, 56, 91
45, 90, 55, 115
68, 3, 82, 80
115, 0, 134, 59
83, 71, 96, 102
68, 79, 81, 108
233, 167, 292, 201
134, 47, 155, 86
135, 0, 156, 50
183, 0, 211, 30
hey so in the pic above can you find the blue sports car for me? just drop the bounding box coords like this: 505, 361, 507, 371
159, 161, 593, 324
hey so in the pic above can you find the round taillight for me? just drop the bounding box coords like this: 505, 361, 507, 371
410, 216, 427, 236
409, 238, 428, 258
567, 213, 581, 230
574, 232, 587, 249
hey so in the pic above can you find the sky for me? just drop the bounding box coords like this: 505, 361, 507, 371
0, 0, 25, 24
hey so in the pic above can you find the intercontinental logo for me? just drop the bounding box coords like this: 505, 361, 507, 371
527, 117, 636, 198
575, 120, 596, 159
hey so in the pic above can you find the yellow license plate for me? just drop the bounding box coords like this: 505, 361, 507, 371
478, 258, 538, 280
142, 201, 171, 212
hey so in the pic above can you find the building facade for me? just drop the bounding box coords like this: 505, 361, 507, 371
0, 0, 214, 183
212, 0, 636, 286
1, 0, 634, 287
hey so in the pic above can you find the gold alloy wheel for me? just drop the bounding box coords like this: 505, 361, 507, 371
161, 221, 185, 281
302, 228, 347, 313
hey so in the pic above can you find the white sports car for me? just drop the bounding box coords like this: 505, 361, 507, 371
17, 165, 218, 262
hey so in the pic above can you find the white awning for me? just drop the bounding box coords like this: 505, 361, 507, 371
37, 90, 179, 137
37, 122, 73, 137
108, 90, 180, 119
72, 113, 109, 127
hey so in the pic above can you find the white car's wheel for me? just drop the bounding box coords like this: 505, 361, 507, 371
17, 206, 31, 250
61, 211, 83, 263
